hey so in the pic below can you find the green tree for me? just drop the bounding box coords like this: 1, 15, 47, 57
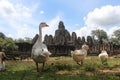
110, 38, 120, 44
15, 37, 32, 43
24, 37, 32, 43
113, 29, 120, 39
110, 29, 120, 44
91, 29, 108, 44
0, 32, 5, 39
0, 37, 18, 53
15, 38, 25, 43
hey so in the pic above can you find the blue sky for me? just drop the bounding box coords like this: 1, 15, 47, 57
0, 0, 120, 40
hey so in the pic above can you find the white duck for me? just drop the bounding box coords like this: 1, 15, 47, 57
98, 50, 108, 65
31, 22, 51, 72
71, 44, 89, 65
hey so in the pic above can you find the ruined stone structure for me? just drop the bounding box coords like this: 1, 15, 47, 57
54, 21, 71, 45
43, 21, 95, 56
32, 21, 120, 56
43, 21, 74, 56
3, 21, 119, 59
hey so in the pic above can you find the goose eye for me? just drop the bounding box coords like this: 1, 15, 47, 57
42, 49, 44, 51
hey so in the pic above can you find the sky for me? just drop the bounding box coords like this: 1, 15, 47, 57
0, 0, 120, 40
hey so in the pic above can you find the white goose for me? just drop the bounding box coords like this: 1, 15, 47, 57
31, 22, 51, 72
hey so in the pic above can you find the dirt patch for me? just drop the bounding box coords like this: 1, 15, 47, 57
99, 68, 120, 73
56, 70, 80, 75
56, 68, 120, 75
56, 70, 94, 76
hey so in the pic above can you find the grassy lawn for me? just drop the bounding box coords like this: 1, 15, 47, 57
0, 56, 120, 80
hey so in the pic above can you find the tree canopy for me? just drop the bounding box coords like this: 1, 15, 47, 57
91, 29, 108, 44
14, 37, 32, 43
113, 29, 120, 39
0, 33, 18, 53
110, 29, 120, 44
0, 32, 5, 39
0, 37, 18, 53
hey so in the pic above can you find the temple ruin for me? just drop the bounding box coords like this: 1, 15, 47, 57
32, 21, 120, 56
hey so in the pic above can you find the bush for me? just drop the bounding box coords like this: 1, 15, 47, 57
83, 63, 98, 72
54, 64, 73, 71
45, 63, 73, 72
0, 37, 18, 52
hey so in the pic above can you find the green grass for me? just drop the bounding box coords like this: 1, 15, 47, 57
0, 56, 120, 80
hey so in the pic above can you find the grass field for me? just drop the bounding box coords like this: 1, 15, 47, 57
0, 56, 120, 80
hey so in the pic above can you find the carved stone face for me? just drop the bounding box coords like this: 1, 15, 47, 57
58, 21, 65, 30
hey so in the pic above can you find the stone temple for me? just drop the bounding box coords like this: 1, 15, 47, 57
43, 21, 86, 56
2, 21, 119, 59
32, 21, 119, 56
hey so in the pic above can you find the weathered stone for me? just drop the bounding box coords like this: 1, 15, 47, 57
71, 32, 77, 45
43, 34, 49, 45
32, 34, 39, 44
82, 36, 86, 44
76, 37, 82, 49
87, 36, 93, 47
54, 21, 71, 45
48, 35, 54, 45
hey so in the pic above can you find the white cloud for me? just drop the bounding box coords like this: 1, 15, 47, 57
40, 10, 44, 14
0, 0, 61, 40
75, 5, 120, 38
14, 24, 37, 39
7, 34, 13, 38
0, 0, 18, 17
74, 24, 80, 27
0, 0, 32, 19
75, 26, 91, 37
0, 0, 38, 39
85, 5, 120, 27
75, 26, 105, 38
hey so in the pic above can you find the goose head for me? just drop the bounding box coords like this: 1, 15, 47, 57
82, 44, 89, 51
39, 22, 49, 28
